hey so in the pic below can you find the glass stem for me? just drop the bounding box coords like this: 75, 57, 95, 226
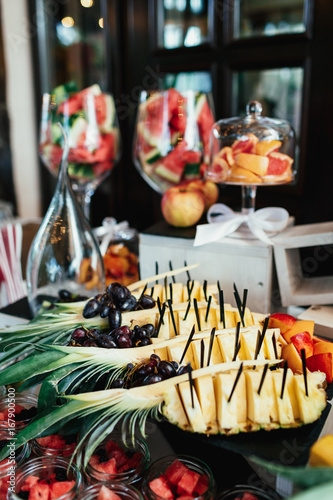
74, 189, 93, 221
241, 185, 257, 214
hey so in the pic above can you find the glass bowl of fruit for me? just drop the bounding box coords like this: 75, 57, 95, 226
141, 455, 216, 500
206, 100, 296, 214
39, 82, 121, 219
133, 89, 215, 194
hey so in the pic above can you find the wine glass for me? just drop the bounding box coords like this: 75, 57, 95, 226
133, 89, 215, 194
206, 100, 296, 215
39, 86, 121, 220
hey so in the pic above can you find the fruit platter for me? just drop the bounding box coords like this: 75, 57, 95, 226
39, 81, 120, 189
0, 265, 333, 498
133, 89, 215, 194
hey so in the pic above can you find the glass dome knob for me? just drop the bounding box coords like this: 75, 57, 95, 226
246, 100, 262, 118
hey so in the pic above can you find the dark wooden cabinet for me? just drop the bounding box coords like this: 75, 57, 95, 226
30, 0, 333, 230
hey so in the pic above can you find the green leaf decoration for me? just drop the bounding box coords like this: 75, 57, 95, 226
287, 480, 333, 499
250, 455, 333, 488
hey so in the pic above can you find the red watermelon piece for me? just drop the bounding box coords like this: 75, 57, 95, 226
155, 141, 188, 184
57, 94, 83, 116
97, 485, 122, 500
94, 94, 108, 126
196, 95, 215, 159
99, 457, 118, 475
49, 480, 75, 499
177, 496, 195, 500
242, 493, 260, 500
28, 482, 50, 500
21, 475, 39, 491
165, 459, 190, 486
195, 473, 209, 495
177, 470, 200, 496
149, 476, 174, 499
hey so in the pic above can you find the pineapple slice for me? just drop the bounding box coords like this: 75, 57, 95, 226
194, 374, 218, 433
164, 282, 184, 304
162, 385, 191, 431
245, 369, 272, 425
167, 341, 195, 368
214, 370, 246, 433
191, 337, 223, 368
217, 309, 236, 329
178, 379, 207, 433
217, 333, 239, 363
263, 329, 283, 359
183, 280, 201, 301
234, 307, 254, 327
272, 369, 295, 426
199, 306, 218, 332
239, 331, 265, 361
293, 371, 327, 424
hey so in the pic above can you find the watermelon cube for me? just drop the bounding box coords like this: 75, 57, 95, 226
149, 476, 174, 499
177, 496, 195, 500
177, 470, 200, 496
97, 457, 117, 475
97, 485, 122, 500
165, 459, 190, 486
242, 493, 260, 500
21, 475, 39, 491
28, 482, 50, 500
109, 447, 128, 468
194, 473, 209, 495
49, 480, 75, 499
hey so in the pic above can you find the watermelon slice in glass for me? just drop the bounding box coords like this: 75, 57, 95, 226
133, 89, 214, 194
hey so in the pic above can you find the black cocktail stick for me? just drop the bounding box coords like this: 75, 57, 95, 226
272, 334, 278, 360
155, 262, 159, 284
281, 360, 288, 399
257, 364, 269, 395
156, 302, 166, 335
164, 277, 168, 302
179, 326, 196, 364
232, 340, 241, 362
184, 260, 191, 281
233, 322, 241, 361
207, 327, 216, 367
169, 283, 173, 303
254, 330, 262, 365
167, 299, 177, 337
217, 280, 221, 293
219, 289, 225, 327
200, 339, 205, 368
150, 286, 155, 297
183, 300, 191, 321
139, 283, 148, 300
301, 349, 308, 397
205, 295, 212, 323
234, 289, 245, 327
241, 288, 248, 323
188, 364, 195, 408
169, 261, 176, 283
228, 362, 244, 403
193, 298, 201, 331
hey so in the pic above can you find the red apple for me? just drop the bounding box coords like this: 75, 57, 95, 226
161, 186, 205, 228
290, 332, 314, 358
268, 313, 297, 334
306, 353, 333, 383
186, 179, 219, 210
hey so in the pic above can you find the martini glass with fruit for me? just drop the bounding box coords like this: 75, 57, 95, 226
133, 88, 215, 195
206, 100, 296, 217
39, 83, 121, 221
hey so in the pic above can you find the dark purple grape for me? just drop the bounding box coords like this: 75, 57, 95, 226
142, 324, 155, 336
115, 325, 132, 336
137, 328, 151, 341
111, 379, 125, 389
150, 353, 161, 363
71, 327, 86, 340
83, 298, 101, 318
170, 361, 179, 370
107, 282, 131, 306
157, 361, 177, 379
137, 339, 152, 347
120, 295, 137, 311
108, 308, 122, 329
136, 363, 155, 378
142, 374, 164, 385
86, 328, 101, 339
132, 378, 144, 387
58, 289, 73, 301
126, 363, 134, 371
177, 365, 190, 375
83, 339, 98, 347
138, 294, 155, 310
116, 334, 133, 348
100, 304, 111, 318
96, 335, 117, 348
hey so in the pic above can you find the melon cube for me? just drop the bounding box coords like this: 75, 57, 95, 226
21, 475, 39, 491
177, 470, 200, 496
97, 485, 122, 500
195, 473, 209, 495
165, 459, 190, 486
49, 480, 75, 499
28, 482, 50, 500
149, 476, 174, 499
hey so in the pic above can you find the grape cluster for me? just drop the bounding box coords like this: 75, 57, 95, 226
69, 323, 155, 349
111, 354, 191, 388
82, 282, 155, 330
57, 289, 89, 303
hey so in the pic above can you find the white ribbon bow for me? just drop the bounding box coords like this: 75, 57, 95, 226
93, 217, 130, 256
194, 204, 289, 246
